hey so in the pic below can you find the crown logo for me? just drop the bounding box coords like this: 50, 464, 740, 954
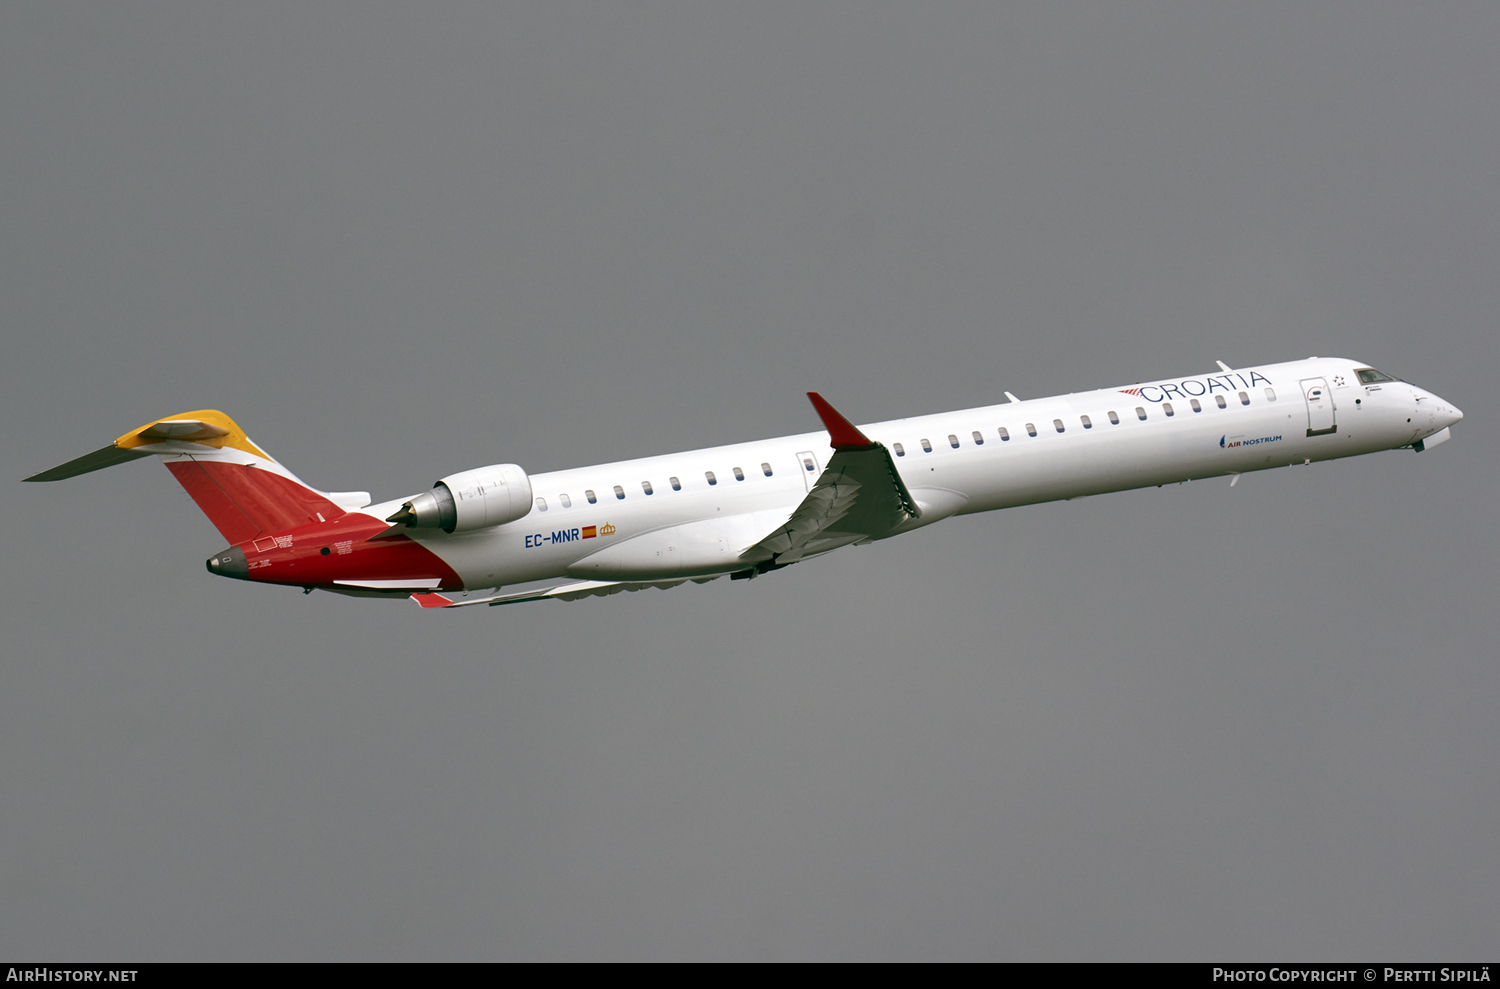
599, 523, 617, 536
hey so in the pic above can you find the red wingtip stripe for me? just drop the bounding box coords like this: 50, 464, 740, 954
410, 593, 455, 609
806, 392, 875, 451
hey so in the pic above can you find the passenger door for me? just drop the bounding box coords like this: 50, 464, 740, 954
1301, 377, 1337, 437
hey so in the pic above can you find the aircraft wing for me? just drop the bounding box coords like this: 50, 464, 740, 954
409, 575, 726, 609
743, 393, 920, 565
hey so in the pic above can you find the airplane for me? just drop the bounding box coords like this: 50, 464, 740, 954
25, 357, 1462, 609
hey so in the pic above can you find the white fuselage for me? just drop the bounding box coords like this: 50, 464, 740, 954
376, 358, 1461, 591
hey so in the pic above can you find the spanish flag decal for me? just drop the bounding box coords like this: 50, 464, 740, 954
582, 526, 597, 539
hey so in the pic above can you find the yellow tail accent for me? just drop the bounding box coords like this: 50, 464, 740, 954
114, 410, 271, 461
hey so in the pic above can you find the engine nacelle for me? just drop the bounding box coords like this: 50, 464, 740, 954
387, 463, 533, 533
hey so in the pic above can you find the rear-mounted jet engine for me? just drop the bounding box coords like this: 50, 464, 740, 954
386, 463, 532, 533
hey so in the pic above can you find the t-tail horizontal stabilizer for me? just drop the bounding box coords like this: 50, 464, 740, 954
24, 445, 152, 482
23, 410, 352, 544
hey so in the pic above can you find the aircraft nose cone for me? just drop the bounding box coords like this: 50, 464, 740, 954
206, 545, 248, 580
1441, 401, 1464, 429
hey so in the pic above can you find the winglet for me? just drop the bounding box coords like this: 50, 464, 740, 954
410, 592, 456, 609
806, 393, 875, 451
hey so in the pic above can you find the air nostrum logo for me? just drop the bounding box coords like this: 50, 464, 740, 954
1221, 434, 1282, 449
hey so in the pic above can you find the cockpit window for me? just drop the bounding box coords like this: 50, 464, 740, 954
1357, 368, 1396, 384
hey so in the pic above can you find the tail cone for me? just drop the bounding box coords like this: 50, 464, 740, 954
206, 545, 248, 580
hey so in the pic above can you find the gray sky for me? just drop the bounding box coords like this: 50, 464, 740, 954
4, 2, 1496, 960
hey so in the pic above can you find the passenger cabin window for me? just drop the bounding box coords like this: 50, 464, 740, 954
1136, 407, 1147, 421
894, 442, 905, 456
560, 493, 572, 508
1026, 423, 1038, 437
1081, 415, 1092, 429
1239, 391, 1250, 405
1108, 411, 1120, 425
1053, 419, 1065, 433
1215, 395, 1227, 409
802, 456, 816, 472
642, 480, 653, 495
1264, 387, 1277, 402
670, 477, 681, 491
536, 497, 547, 512
948, 434, 960, 449
972, 431, 984, 445
614, 485, 625, 500
732, 467, 745, 481
761, 463, 773, 476
921, 439, 933, 453
705, 471, 717, 486
1357, 368, 1396, 384
585, 489, 597, 505
998, 427, 1010, 441
1190, 399, 1202, 413
1163, 403, 1174, 417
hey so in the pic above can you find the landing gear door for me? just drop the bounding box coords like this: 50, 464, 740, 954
794, 450, 822, 492
1302, 377, 1337, 437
